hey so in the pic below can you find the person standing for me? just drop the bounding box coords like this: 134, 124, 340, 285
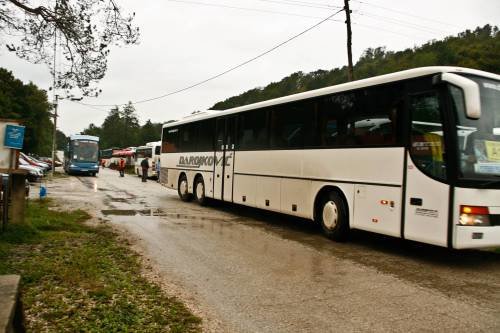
141, 157, 149, 182
119, 158, 126, 177
156, 159, 161, 182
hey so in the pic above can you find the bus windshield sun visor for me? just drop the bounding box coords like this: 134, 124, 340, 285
435, 73, 481, 119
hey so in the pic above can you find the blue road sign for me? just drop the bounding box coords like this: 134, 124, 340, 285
4, 124, 25, 149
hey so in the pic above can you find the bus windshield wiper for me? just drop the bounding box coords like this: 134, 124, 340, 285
477, 177, 500, 188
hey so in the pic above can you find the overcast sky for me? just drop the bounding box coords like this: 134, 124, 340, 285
1, 0, 499, 135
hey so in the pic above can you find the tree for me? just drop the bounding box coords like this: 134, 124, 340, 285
1, 0, 139, 96
0, 67, 53, 154
56, 129, 67, 150
140, 119, 163, 144
121, 102, 140, 146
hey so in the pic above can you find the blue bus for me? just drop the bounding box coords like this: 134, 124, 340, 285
64, 134, 100, 176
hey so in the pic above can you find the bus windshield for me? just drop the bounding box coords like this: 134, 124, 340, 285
452, 75, 500, 181
71, 140, 99, 163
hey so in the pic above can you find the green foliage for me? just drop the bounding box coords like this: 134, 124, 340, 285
0, 68, 53, 155
0, 200, 201, 332
212, 25, 500, 110
82, 103, 164, 149
2, 0, 139, 96
56, 129, 68, 150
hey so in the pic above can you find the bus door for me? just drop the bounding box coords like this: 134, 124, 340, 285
404, 90, 450, 247
214, 117, 236, 201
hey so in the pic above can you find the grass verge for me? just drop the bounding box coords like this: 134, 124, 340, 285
0, 199, 201, 332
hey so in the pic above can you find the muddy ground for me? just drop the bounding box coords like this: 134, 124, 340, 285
41, 168, 500, 333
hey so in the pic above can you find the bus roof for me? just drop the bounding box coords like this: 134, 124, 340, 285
136, 145, 153, 150
70, 134, 99, 142
162, 66, 500, 128
145, 141, 161, 147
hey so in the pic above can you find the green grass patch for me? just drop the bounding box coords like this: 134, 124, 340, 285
0, 200, 201, 332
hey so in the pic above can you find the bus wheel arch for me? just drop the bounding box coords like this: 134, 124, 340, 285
314, 186, 350, 241
178, 173, 192, 201
193, 174, 207, 206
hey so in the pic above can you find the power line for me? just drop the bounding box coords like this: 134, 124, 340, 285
352, 0, 462, 29
352, 21, 429, 40
166, 0, 340, 20
356, 11, 455, 35
77, 8, 345, 108
254, 0, 341, 10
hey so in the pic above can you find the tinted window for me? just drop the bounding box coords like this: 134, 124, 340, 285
237, 109, 269, 150
317, 92, 357, 146
162, 127, 178, 153
270, 101, 315, 149
349, 85, 402, 146
216, 118, 225, 151
198, 119, 215, 152
179, 123, 199, 152
317, 84, 403, 147
410, 91, 446, 180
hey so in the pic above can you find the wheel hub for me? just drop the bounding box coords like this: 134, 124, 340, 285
180, 179, 188, 194
196, 181, 204, 199
322, 201, 338, 230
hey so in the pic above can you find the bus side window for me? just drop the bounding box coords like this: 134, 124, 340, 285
216, 119, 225, 151
162, 128, 178, 153
410, 92, 447, 180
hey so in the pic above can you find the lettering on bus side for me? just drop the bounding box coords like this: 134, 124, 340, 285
176, 155, 232, 168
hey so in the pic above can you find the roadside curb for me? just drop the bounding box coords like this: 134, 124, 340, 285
0, 275, 25, 333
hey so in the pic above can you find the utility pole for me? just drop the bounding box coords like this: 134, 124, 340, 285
51, 95, 59, 173
344, 0, 354, 81
51, 0, 58, 173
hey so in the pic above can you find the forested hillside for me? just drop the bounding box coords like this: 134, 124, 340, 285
212, 25, 499, 110
82, 103, 164, 149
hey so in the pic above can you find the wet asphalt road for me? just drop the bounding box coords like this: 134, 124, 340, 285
48, 168, 500, 332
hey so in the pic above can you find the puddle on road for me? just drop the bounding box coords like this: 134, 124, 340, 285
109, 197, 130, 203
101, 208, 228, 222
102, 208, 165, 216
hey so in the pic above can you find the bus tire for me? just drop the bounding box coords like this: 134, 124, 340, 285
194, 176, 207, 206
316, 191, 349, 241
178, 174, 192, 202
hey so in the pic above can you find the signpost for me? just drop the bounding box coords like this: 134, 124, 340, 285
0, 121, 26, 231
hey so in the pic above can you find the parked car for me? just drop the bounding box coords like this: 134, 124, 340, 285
20, 153, 50, 172
18, 157, 43, 182
39, 156, 62, 167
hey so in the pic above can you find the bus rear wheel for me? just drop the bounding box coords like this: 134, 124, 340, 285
316, 191, 349, 241
178, 174, 192, 202
194, 176, 207, 206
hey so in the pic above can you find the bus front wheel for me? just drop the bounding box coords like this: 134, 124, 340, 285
317, 191, 349, 241
178, 174, 192, 202
194, 176, 207, 206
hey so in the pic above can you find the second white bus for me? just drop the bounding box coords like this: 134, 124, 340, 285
135, 141, 161, 178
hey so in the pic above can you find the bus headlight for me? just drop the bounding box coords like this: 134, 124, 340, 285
459, 205, 490, 226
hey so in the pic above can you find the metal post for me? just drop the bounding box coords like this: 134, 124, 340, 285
51, 95, 58, 173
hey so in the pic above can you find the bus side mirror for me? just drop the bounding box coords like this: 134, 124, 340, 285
434, 73, 481, 119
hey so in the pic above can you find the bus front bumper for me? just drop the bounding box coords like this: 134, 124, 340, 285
455, 225, 500, 249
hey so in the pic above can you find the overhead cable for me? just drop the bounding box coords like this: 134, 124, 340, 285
77, 8, 345, 107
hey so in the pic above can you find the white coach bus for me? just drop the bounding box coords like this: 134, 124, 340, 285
135, 141, 161, 178
160, 67, 500, 249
